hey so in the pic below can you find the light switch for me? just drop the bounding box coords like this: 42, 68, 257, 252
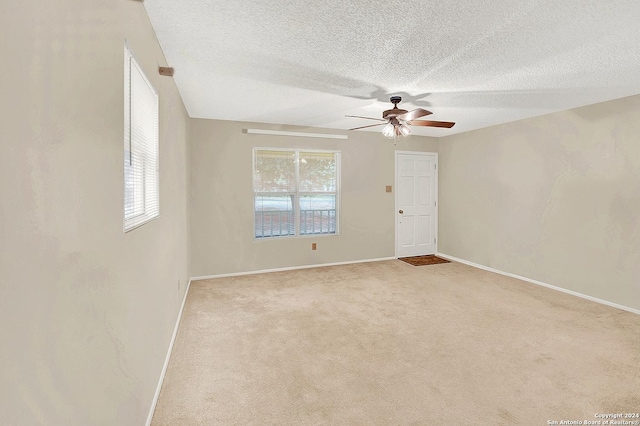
386, 185, 392, 193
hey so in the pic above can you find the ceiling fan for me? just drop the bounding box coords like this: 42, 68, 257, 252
346, 96, 455, 141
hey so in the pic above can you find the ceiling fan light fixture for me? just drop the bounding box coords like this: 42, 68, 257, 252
398, 124, 411, 136
382, 123, 395, 138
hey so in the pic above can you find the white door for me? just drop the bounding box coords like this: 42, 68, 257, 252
396, 152, 437, 257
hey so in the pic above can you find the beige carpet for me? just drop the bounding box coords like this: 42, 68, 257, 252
152, 260, 640, 425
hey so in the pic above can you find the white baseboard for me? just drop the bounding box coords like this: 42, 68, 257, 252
191, 257, 397, 281
145, 278, 193, 426
436, 253, 640, 316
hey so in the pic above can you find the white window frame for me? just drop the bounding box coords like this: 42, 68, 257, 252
124, 44, 160, 232
253, 148, 341, 239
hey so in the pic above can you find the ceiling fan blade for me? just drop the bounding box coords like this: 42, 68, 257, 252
408, 120, 455, 128
397, 108, 432, 121
348, 123, 386, 131
345, 115, 386, 122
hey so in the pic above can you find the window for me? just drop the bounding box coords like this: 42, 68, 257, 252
124, 45, 159, 232
253, 149, 340, 238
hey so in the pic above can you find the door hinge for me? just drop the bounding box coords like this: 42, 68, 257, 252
434, 164, 437, 170
434, 200, 437, 207
434, 238, 437, 244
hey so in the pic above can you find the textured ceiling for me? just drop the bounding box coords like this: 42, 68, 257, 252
144, 0, 640, 137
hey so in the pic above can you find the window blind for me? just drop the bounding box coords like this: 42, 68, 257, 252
124, 45, 159, 232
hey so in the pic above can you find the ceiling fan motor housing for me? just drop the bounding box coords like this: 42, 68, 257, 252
383, 95, 407, 119
383, 108, 407, 120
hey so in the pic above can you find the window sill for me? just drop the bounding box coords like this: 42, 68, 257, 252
253, 232, 341, 241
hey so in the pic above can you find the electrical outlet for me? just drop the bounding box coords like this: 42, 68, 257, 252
312, 243, 317, 250
386, 185, 392, 192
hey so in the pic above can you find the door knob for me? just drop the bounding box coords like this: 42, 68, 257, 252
399, 210, 403, 214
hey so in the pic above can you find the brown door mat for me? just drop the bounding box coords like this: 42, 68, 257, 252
398, 255, 451, 266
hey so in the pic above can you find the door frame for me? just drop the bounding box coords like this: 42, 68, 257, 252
394, 151, 439, 258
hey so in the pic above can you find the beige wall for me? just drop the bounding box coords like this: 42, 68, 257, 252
0, 1, 190, 424
190, 119, 438, 277
439, 94, 640, 311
